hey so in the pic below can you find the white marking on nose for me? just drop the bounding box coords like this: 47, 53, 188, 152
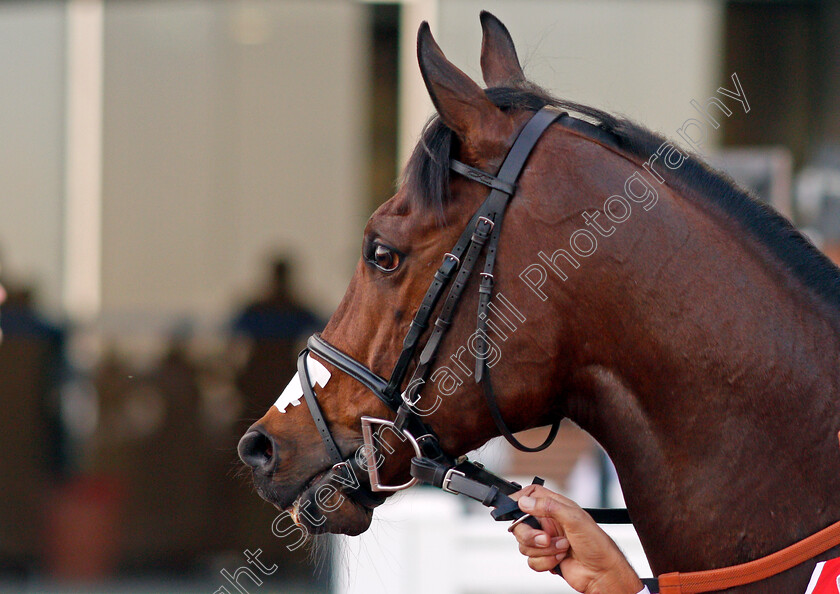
273, 355, 331, 413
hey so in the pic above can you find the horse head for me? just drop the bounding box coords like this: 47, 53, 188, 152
237, 13, 585, 536
231, 13, 840, 592
237, 14, 840, 591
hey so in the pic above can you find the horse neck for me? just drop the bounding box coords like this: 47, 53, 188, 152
557, 180, 840, 577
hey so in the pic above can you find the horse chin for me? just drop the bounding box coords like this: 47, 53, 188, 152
250, 465, 376, 536
254, 466, 371, 536
289, 477, 374, 536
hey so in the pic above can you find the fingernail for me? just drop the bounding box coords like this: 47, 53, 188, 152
534, 534, 549, 547
519, 496, 535, 510
552, 537, 566, 548
556, 553, 565, 561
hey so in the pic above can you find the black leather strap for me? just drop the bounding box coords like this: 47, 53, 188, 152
411, 457, 634, 526
397, 107, 567, 408
482, 371, 561, 452
456, 107, 566, 452
298, 350, 390, 508
411, 457, 541, 530
416, 216, 494, 368
384, 253, 461, 402
383, 206, 496, 402
332, 458, 388, 508
451, 159, 515, 194
496, 107, 566, 180
474, 272, 494, 383
298, 350, 344, 465
581, 507, 633, 524
308, 334, 394, 410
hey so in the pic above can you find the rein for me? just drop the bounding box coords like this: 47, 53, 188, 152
292, 105, 840, 593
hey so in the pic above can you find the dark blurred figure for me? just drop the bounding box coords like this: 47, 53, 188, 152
130, 327, 211, 567
0, 282, 66, 571
0, 284, 66, 470
1, 285, 63, 344
228, 259, 326, 577
231, 258, 322, 421
0, 276, 7, 343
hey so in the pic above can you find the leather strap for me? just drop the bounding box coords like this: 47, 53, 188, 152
451, 159, 516, 195
582, 507, 632, 524
453, 107, 566, 451
410, 456, 631, 527
404, 107, 566, 409
332, 457, 388, 508
309, 335, 388, 399
298, 350, 344, 465
383, 253, 460, 402
383, 206, 499, 402
410, 457, 542, 530
298, 349, 388, 507
417, 216, 494, 368
657, 519, 840, 593
481, 356, 561, 453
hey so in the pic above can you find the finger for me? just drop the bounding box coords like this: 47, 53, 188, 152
518, 496, 590, 534
511, 513, 562, 543
512, 519, 564, 546
511, 521, 550, 547
518, 537, 569, 558
527, 551, 567, 573
515, 484, 573, 505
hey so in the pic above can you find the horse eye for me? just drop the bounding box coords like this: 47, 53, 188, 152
372, 244, 401, 272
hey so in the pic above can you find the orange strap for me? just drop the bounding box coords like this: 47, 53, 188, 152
657, 519, 840, 593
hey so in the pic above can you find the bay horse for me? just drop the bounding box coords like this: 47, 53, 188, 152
238, 12, 840, 593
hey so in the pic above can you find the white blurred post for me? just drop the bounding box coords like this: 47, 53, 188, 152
397, 0, 438, 171
63, 0, 103, 320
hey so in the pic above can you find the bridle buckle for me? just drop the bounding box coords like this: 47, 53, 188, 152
331, 460, 352, 479
477, 215, 495, 232
443, 252, 460, 266
360, 416, 423, 492
441, 468, 466, 495
400, 380, 424, 408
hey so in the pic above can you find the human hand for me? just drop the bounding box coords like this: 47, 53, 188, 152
511, 485, 643, 594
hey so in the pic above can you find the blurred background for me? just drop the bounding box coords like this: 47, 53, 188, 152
2, 0, 840, 592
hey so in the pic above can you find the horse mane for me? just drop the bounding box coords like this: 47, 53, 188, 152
401, 85, 840, 306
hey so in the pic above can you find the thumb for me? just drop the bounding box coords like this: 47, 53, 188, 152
518, 496, 590, 535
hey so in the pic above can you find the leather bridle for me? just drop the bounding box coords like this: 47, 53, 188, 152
289, 104, 840, 592
295, 105, 627, 528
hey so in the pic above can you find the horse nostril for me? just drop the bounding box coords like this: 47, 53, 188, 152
237, 429, 278, 472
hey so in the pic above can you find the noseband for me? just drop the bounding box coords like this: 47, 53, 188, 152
296, 106, 624, 528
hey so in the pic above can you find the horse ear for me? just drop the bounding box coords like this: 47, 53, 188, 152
417, 21, 510, 147
479, 11, 525, 87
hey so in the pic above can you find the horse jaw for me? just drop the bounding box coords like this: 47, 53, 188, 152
289, 471, 375, 536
